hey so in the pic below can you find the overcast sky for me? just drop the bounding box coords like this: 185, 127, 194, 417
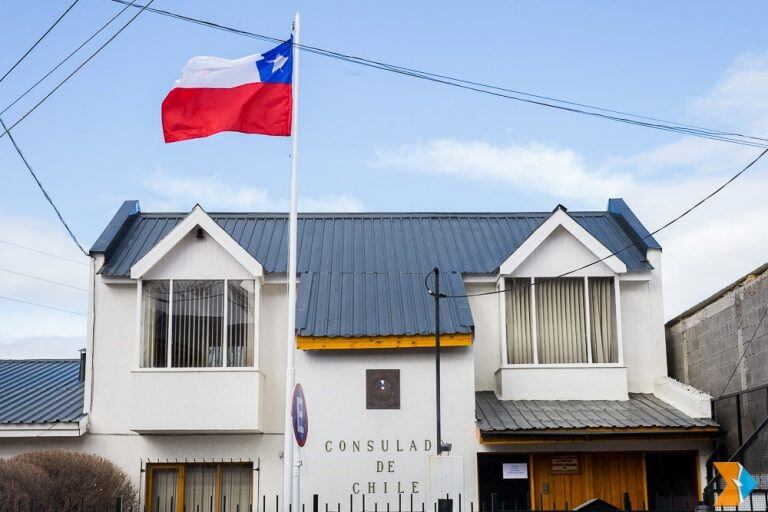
1, 1, 767, 358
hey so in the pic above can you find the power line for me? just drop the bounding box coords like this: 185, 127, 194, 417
0, 116, 87, 255
1, 0, 139, 117
108, 0, 768, 149
0, 0, 155, 139
716, 304, 768, 400
0, 266, 87, 292
427, 148, 768, 299
0, 0, 81, 83
0, 294, 86, 316
0, 239, 88, 265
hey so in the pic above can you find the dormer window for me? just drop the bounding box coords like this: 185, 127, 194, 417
505, 276, 618, 365
140, 279, 255, 368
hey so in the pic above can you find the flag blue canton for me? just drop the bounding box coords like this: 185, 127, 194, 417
255, 38, 293, 84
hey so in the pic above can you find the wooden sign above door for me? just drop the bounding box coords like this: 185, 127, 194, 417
550, 455, 579, 474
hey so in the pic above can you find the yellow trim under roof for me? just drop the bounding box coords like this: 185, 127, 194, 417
297, 333, 473, 350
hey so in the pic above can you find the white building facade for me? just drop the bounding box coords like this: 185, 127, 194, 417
0, 199, 717, 512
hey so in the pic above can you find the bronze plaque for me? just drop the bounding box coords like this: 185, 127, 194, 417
366, 369, 400, 409
550, 455, 579, 474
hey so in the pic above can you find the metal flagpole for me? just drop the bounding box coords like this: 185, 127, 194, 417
282, 12, 300, 512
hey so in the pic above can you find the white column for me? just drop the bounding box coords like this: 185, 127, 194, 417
584, 276, 593, 363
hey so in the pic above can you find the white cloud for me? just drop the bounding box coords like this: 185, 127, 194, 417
143, 170, 363, 212
373, 52, 768, 318
0, 214, 89, 358
374, 139, 633, 201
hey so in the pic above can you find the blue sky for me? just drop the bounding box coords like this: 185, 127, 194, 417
1, 0, 768, 357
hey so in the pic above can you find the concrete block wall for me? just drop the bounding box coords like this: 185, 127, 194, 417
666, 265, 768, 397
666, 264, 768, 456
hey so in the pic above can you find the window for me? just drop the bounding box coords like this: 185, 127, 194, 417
505, 277, 618, 364
147, 463, 252, 512
141, 279, 255, 368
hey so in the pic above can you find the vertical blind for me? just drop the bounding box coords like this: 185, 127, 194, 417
227, 280, 255, 367
505, 277, 618, 364
505, 278, 533, 364
141, 281, 169, 368
151, 464, 251, 512
141, 279, 255, 368
172, 280, 224, 368
536, 277, 587, 364
589, 277, 617, 363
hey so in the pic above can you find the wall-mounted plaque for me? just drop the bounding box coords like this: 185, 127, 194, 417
366, 369, 400, 409
550, 455, 579, 474
502, 462, 528, 479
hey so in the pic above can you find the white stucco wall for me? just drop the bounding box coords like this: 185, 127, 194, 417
0, 213, 713, 507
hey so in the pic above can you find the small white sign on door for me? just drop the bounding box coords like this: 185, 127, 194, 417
502, 462, 528, 479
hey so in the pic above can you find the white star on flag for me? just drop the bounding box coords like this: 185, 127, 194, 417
268, 53, 288, 72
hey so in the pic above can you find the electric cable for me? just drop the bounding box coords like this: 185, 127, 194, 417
715, 304, 768, 400
0, 116, 88, 255
0, 294, 86, 316
108, 0, 768, 148
426, 148, 768, 299
0, 0, 155, 140
0, 0, 139, 117
0, 0, 81, 83
0, 239, 88, 265
0, 266, 88, 292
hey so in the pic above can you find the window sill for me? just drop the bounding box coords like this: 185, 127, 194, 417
132, 367, 261, 373
499, 363, 625, 369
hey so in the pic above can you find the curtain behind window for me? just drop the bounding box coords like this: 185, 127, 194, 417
184, 465, 216, 512
227, 280, 255, 367
505, 278, 533, 364
220, 466, 252, 512
172, 280, 224, 367
589, 277, 617, 363
141, 281, 169, 368
536, 278, 587, 364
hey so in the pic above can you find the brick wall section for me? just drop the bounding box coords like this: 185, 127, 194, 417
667, 264, 768, 396
666, 264, 768, 455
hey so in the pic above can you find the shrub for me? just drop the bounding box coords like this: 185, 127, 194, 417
0, 450, 138, 511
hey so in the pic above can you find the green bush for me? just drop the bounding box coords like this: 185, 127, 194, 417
0, 450, 138, 511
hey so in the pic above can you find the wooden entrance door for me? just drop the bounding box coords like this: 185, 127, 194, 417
532, 453, 647, 510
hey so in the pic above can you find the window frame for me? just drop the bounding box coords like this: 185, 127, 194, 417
145, 462, 254, 512
499, 274, 623, 367
136, 278, 260, 370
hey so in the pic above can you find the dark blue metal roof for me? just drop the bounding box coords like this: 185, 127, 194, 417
94, 208, 654, 277
92, 201, 655, 338
297, 272, 472, 337
0, 360, 85, 424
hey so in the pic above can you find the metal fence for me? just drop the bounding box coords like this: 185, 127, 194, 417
712, 383, 768, 461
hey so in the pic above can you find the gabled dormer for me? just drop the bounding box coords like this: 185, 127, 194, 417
495, 205, 632, 400
126, 205, 265, 433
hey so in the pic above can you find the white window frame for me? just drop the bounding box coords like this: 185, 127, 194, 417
499, 274, 623, 368
136, 277, 260, 370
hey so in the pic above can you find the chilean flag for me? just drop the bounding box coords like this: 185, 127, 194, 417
162, 39, 292, 143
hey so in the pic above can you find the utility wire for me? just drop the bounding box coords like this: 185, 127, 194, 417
715, 304, 768, 400
0, 266, 87, 292
0, 117, 87, 255
0, 0, 81, 83
1, 0, 138, 117
427, 148, 768, 299
0, 294, 86, 316
0, 239, 88, 265
0, 0, 155, 139
109, 0, 768, 148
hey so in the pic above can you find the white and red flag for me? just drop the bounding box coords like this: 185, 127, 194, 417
161, 38, 292, 142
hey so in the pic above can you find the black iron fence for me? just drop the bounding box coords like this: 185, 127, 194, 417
712, 383, 768, 460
